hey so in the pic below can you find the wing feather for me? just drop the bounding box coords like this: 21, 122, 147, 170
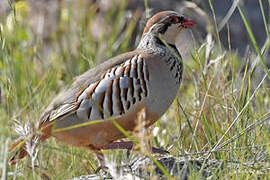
39, 50, 144, 125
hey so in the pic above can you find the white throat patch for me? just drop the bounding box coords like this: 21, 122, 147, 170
159, 24, 184, 44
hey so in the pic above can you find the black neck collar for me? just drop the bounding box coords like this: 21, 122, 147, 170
155, 37, 177, 50
155, 37, 176, 48
154, 36, 181, 58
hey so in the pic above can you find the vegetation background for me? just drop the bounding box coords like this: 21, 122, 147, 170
0, 0, 270, 179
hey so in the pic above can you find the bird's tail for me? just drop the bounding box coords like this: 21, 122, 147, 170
9, 138, 28, 165
8, 121, 52, 165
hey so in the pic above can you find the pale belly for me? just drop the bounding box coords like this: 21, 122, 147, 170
51, 102, 159, 148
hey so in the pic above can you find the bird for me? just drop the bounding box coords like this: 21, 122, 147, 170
9, 10, 196, 170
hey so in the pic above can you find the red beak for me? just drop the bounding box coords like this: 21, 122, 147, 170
181, 17, 196, 28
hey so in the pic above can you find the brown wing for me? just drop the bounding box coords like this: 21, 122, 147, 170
39, 50, 139, 125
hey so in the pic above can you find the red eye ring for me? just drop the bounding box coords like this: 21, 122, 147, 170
172, 17, 179, 23
166, 16, 179, 24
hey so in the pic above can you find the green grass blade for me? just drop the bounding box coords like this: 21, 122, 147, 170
259, 0, 269, 38
238, 5, 270, 79
179, 103, 199, 152
209, 0, 222, 52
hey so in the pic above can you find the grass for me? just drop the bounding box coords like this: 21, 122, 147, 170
1, 0, 270, 179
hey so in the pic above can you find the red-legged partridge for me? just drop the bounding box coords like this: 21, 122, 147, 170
9, 11, 196, 169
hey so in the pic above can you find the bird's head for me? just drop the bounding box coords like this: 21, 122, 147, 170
142, 11, 196, 45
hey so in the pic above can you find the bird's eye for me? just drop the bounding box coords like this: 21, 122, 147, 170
167, 16, 180, 24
